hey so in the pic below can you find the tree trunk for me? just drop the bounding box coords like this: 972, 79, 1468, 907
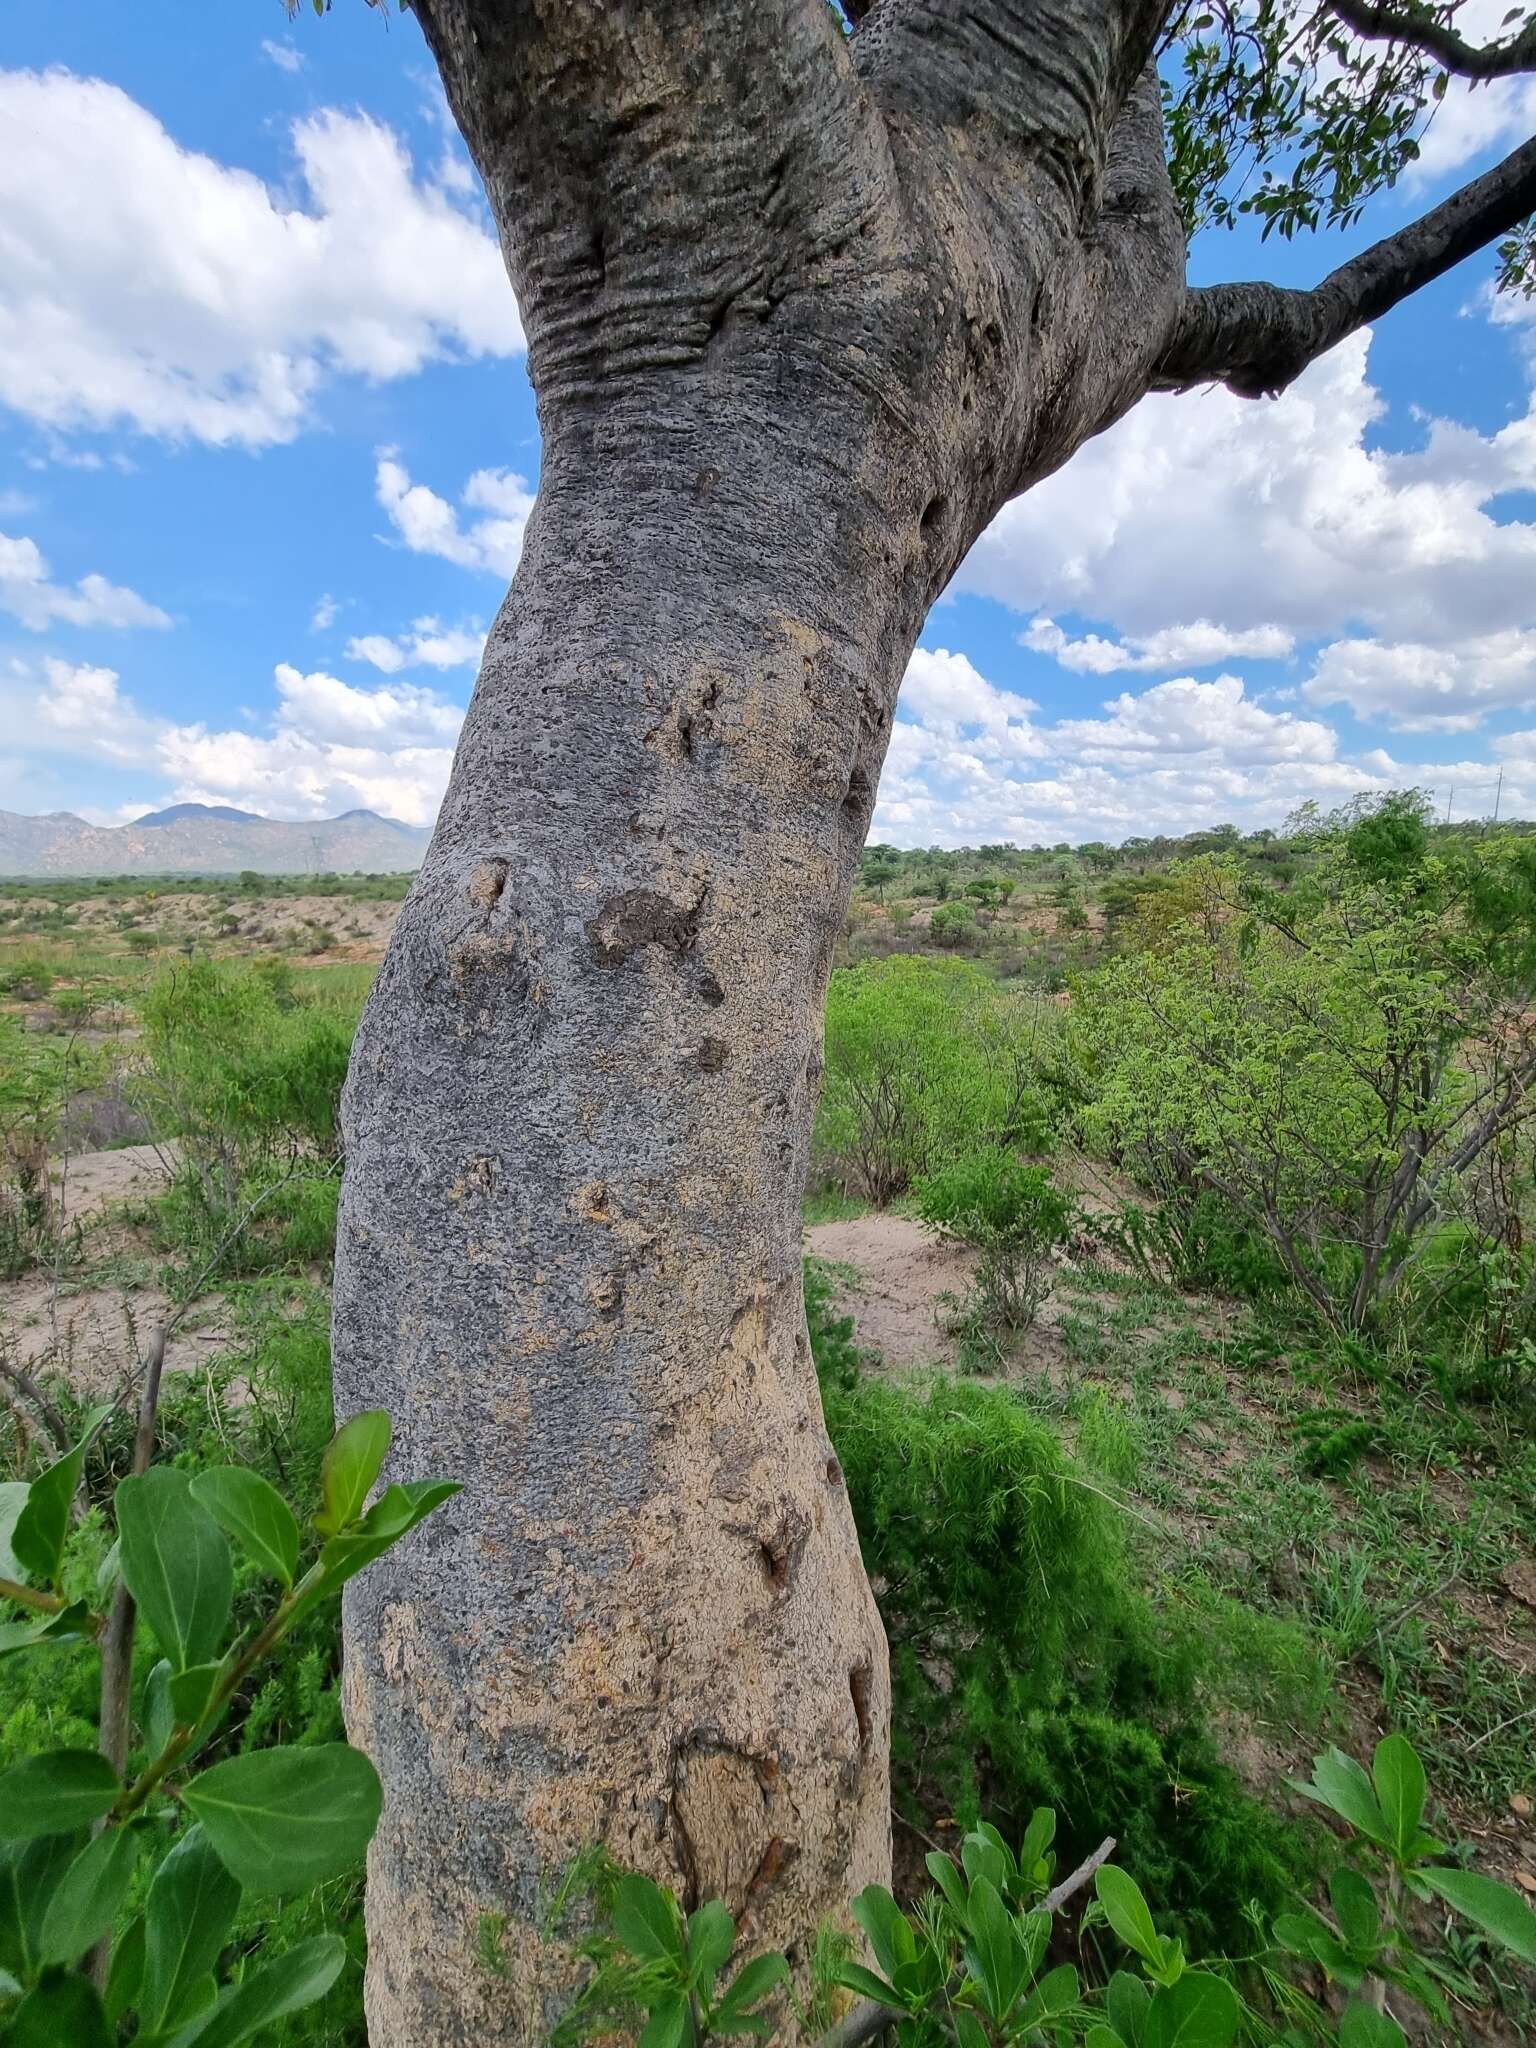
333, 376, 946, 2037
333, 3, 1187, 2038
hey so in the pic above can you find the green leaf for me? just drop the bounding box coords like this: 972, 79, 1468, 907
315, 1410, 391, 1536
1419, 1865, 1536, 1965
0, 1748, 118, 1840
0, 1602, 92, 1660
1144, 1971, 1241, 2048
1096, 1865, 1162, 1966
1106, 1969, 1150, 2047
850, 1883, 914, 1982
712, 1950, 789, 2029
1371, 1735, 1425, 1860
188, 1469, 300, 1588
1339, 2005, 1407, 2048
960, 1827, 1009, 1899
169, 1663, 224, 1731
960, 1874, 1027, 2023
140, 1826, 241, 2036
830, 1961, 903, 2008
0, 1833, 79, 1980
0, 1483, 31, 1583
687, 1897, 734, 1991
1087, 2029, 1126, 2048
11, 1406, 109, 1589
1017, 1961, 1080, 2029
105, 1911, 145, 2024
952, 2013, 990, 2048
1293, 1749, 1391, 1849
1329, 1868, 1380, 1955
39, 1824, 142, 1965
924, 1850, 969, 1921
164, 1931, 346, 2048
311, 1481, 460, 1599
611, 1872, 684, 1964
117, 1468, 233, 1673
145, 1659, 174, 1757
637, 1992, 689, 2048
182, 1744, 381, 1896
3, 1972, 112, 2047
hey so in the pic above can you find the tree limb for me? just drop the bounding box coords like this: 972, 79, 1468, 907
1154, 131, 1536, 396
1323, 0, 1536, 80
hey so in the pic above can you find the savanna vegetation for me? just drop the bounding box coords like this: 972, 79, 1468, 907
0, 793, 1532, 2041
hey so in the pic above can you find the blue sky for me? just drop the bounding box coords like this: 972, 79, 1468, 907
2, 5, 1534, 847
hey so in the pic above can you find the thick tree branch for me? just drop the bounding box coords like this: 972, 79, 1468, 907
853, 0, 1175, 218
1324, 0, 1536, 79
412, 0, 896, 402
1153, 130, 1536, 397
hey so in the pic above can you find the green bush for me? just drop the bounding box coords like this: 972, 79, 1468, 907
807, 1274, 1303, 1950
815, 957, 1059, 1204
930, 901, 977, 948
916, 1151, 1074, 1333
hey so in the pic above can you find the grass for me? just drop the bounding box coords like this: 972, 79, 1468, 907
1008, 1260, 1536, 1818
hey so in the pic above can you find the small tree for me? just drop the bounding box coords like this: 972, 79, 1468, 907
1078, 811, 1536, 1333
917, 1149, 1076, 1332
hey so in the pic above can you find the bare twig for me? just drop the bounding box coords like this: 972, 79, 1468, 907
814, 1836, 1117, 2047
0, 1353, 70, 1452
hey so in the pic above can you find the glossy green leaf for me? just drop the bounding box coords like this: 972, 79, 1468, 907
831, 1961, 903, 2008
1329, 1867, 1380, 1955
712, 1950, 789, 2030
611, 1872, 684, 1963
183, 1743, 381, 1896
1371, 1735, 1426, 1860
1293, 1748, 1391, 1849
1420, 1865, 1536, 1965
11, 1406, 109, 1589
1018, 1960, 1080, 2029
1096, 1864, 1162, 1966
310, 1481, 460, 1600
169, 1663, 224, 1731
314, 1410, 391, 1536
141, 1825, 241, 2035
3, 1972, 112, 2047
0, 1833, 79, 1981
164, 1931, 346, 2048
687, 1896, 734, 1990
1143, 1970, 1241, 2048
961, 1874, 1028, 2023
924, 1850, 969, 1920
117, 1468, 233, 1673
851, 1883, 915, 1981
638, 1994, 689, 2048
0, 1602, 92, 1660
0, 1747, 118, 1840
189, 1468, 300, 1588
0, 1482, 30, 1583
105, 1911, 145, 2024
144, 1659, 174, 1757
39, 1824, 141, 1964
1106, 1969, 1150, 2047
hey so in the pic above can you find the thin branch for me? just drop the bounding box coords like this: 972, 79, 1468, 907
1323, 0, 1536, 80
1154, 132, 1536, 397
0, 1354, 70, 1452
814, 1836, 1116, 2047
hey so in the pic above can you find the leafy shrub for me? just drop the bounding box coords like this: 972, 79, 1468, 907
930, 901, 977, 948
815, 958, 1059, 1205
0, 1398, 455, 2040
0, 954, 56, 998
916, 1151, 1074, 1333
585, 1730, 1536, 2046
807, 1280, 1301, 1950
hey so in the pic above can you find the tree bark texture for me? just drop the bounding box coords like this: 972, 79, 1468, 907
327, 0, 1514, 2038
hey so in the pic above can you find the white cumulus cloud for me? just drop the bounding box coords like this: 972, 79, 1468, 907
345, 618, 485, 673
1024, 617, 1295, 675
375, 451, 534, 577
0, 531, 170, 631
0, 68, 523, 447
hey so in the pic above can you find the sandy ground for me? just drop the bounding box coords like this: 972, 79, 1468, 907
805, 1212, 973, 1370
3, 1142, 231, 1392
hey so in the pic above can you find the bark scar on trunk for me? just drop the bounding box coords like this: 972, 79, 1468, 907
586, 883, 707, 965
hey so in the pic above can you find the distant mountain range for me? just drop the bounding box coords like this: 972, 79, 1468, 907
0, 803, 431, 878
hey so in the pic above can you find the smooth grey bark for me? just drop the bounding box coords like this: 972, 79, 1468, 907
330, 4, 1530, 2040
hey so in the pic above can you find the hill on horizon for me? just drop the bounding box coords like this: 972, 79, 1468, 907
0, 802, 431, 879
